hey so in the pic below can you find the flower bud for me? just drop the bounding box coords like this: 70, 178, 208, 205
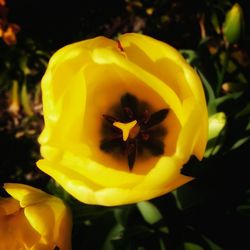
223, 3, 244, 44
208, 112, 226, 140
204, 112, 226, 157
0, 183, 72, 250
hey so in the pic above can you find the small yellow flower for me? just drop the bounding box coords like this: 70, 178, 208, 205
37, 33, 208, 206
0, 183, 72, 250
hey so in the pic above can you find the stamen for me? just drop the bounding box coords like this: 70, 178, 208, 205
103, 114, 117, 124
144, 139, 164, 155
127, 140, 137, 170
100, 138, 122, 152
143, 109, 169, 129
120, 93, 138, 120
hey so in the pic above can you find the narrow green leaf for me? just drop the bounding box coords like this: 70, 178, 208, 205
196, 69, 216, 115
180, 49, 199, 64
102, 224, 124, 250
113, 206, 132, 226
21, 82, 33, 116
184, 242, 203, 250
202, 235, 223, 250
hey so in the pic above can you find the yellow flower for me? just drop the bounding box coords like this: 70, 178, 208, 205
0, 183, 72, 250
37, 33, 208, 206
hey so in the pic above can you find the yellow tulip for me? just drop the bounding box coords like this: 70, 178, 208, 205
37, 33, 208, 206
0, 183, 72, 250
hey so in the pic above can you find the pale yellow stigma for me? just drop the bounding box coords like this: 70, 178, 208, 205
113, 120, 138, 141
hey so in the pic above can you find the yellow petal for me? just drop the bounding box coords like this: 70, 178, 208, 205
3, 183, 72, 250
24, 203, 55, 237
0, 209, 40, 250
176, 101, 203, 162
37, 157, 144, 189
91, 47, 184, 125
4, 183, 49, 208
119, 33, 186, 65
135, 155, 192, 191
24, 198, 72, 250
119, 33, 192, 101
0, 198, 20, 216
36, 157, 191, 206
182, 66, 208, 159
36, 160, 98, 204
39, 36, 117, 147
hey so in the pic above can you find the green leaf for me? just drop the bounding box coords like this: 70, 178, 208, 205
21, 82, 33, 116
102, 224, 124, 250
180, 49, 199, 64
211, 11, 221, 34
196, 69, 216, 115
202, 235, 223, 250
113, 206, 132, 226
212, 91, 243, 107
184, 242, 203, 250
159, 238, 167, 250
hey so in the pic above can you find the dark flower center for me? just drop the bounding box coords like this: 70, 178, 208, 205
100, 93, 169, 170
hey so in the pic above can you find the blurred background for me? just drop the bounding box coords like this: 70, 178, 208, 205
1, 0, 250, 249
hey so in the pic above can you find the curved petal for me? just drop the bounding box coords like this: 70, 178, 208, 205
37, 157, 190, 206
182, 66, 208, 159
39, 36, 117, 147
24, 203, 55, 237
0, 209, 40, 249
37, 157, 143, 189
119, 33, 186, 64
24, 198, 72, 250
4, 183, 48, 208
2, 183, 72, 249
135, 155, 192, 190
119, 33, 192, 101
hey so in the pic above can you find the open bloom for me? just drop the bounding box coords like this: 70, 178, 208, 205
37, 33, 208, 206
0, 183, 72, 250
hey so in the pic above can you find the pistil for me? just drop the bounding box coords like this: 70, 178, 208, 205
113, 120, 138, 141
